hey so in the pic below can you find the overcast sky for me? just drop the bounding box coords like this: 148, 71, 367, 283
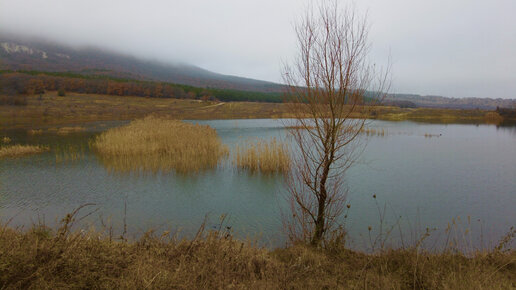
1, 0, 515, 99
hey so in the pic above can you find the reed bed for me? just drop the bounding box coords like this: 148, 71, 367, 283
0, 144, 49, 158
484, 111, 504, 124
55, 126, 86, 135
286, 126, 387, 138
55, 144, 86, 164
27, 129, 43, 135
424, 133, 441, 138
90, 116, 228, 174
285, 125, 315, 130
360, 127, 387, 137
234, 137, 290, 174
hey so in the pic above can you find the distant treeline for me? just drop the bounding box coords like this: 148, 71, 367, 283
496, 107, 516, 120
0, 70, 283, 103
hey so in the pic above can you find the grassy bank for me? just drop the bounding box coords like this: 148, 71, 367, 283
0, 222, 514, 289
0, 92, 510, 129
0, 92, 292, 130
375, 107, 506, 124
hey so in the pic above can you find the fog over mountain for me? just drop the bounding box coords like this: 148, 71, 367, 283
1, 34, 515, 109
0, 34, 284, 92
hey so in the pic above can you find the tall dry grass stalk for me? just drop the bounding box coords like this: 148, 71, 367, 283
234, 138, 290, 174
0, 144, 49, 158
90, 116, 228, 174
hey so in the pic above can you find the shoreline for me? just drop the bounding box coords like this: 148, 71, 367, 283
1, 92, 513, 130
1, 221, 514, 289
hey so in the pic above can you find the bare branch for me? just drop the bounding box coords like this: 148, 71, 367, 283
282, 0, 389, 247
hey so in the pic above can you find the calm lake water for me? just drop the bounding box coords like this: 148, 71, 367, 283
1, 119, 515, 250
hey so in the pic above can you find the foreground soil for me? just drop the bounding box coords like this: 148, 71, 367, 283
0, 92, 507, 129
1, 225, 515, 289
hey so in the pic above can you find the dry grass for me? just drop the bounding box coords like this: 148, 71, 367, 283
485, 111, 504, 124
376, 107, 496, 124
0, 144, 49, 158
360, 127, 387, 137
234, 137, 290, 174
55, 126, 86, 135
27, 129, 43, 135
1, 136, 11, 144
90, 116, 228, 174
424, 133, 441, 138
0, 219, 514, 289
0, 92, 506, 130
0, 92, 293, 130
55, 144, 86, 164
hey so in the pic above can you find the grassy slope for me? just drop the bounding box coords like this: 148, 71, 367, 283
0, 92, 291, 129
1, 225, 514, 289
0, 92, 505, 129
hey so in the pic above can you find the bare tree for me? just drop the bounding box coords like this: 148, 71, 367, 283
282, 1, 388, 246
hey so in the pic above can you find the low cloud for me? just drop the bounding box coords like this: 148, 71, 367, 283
1, 0, 514, 98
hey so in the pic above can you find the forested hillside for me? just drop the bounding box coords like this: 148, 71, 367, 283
0, 70, 283, 103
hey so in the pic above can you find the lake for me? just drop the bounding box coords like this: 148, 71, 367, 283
1, 119, 515, 251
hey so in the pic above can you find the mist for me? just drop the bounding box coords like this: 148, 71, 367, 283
1, 0, 515, 98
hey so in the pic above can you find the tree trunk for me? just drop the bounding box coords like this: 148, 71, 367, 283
311, 157, 331, 246
311, 194, 326, 246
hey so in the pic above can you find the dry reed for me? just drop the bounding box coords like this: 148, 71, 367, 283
484, 111, 504, 124
360, 128, 387, 137
90, 116, 228, 174
0, 219, 514, 289
1, 137, 11, 144
55, 144, 86, 164
56, 126, 86, 135
234, 137, 290, 174
27, 129, 43, 135
0, 144, 49, 158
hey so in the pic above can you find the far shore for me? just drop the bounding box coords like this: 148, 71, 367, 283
0, 91, 512, 130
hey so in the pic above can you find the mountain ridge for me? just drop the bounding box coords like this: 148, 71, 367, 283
1, 34, 515, 110
0, 34, 285, 93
